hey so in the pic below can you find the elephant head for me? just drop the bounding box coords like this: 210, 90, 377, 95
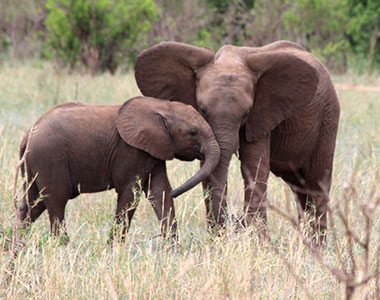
116, 97, 220, 196
134, 41, 319, 222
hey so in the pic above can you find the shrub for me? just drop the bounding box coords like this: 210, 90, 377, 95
45, 0, 159, 73
347, 0, 380, 74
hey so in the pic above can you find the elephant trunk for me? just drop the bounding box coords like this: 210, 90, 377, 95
202, 124, 240, 226
171, 133, 221, 198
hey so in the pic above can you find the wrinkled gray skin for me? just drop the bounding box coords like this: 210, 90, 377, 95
17, 97, 220, 240
135, 40, 340, 242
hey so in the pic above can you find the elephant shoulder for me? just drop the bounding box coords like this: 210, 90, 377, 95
34, 101, 88, 131
262, 40, 306, 52
46, 101, 87, 116
52, 101, 86, 110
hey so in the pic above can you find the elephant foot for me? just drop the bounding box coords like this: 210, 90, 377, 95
242, 210, 268, 238
56, 233, 70, 246
108, 228, 126, 246
308, 228, 327, 249
161, 234, 181, 253
206, 220, 227, 238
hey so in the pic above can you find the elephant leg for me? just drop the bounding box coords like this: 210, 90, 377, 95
239, 136, 270, 233
29, 164, 72, 239
44, 194, 69, 237
201, 176, 212, 225
126, 207, 137, 227
16, 178, 46, 230
302, 168, 332, 244
201, 171, 227, 231
283, 162, 331, 244
14, 181, 46, 249
146, 162, 177, 240
294, 183, 329, 245
18, 200, 46, 227
38, 179, 70, 237
280, 170, 310, 221
111, 186, 136, 242
303, 123, 336, 244
303, 104, 339, 245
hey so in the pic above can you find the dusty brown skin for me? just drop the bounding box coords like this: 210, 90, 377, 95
135, 40, 340, 241
17, 97, 220, 240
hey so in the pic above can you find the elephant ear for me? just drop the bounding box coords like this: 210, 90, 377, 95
135, 42, 215, 107
116, 97, 174, 161
244, 47, 319, 142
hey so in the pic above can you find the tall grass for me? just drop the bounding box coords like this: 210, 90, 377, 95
0, 63, 379, 299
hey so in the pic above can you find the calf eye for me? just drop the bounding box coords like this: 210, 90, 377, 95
199, 106, 208, 117
189, 129, 198, 137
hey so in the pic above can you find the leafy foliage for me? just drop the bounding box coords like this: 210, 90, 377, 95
45, 0, 159, 73
281, 0, 350, 72
0, 0, 45, 60
1, 0, 379, 73
347, 0, 380, 73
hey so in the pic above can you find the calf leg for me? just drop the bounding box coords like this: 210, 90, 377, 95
44, 193, 69, 237
145, 162, 177, 240
16, 180, 46, 231
111, 185, 136, 242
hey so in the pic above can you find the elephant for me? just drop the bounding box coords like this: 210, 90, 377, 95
16, 96, 220, 241
134, 40, 340, 242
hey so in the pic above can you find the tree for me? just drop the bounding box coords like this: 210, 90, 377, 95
196, 0, 351, 72
45, 0, 159, 73
0, 0, 45, 60
347, 0, 380, 74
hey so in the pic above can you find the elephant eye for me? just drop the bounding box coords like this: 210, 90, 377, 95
199, 106, 208, 117
189, 129, 198, 137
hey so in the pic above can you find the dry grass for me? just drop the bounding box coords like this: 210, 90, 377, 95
0, 62, 379, 299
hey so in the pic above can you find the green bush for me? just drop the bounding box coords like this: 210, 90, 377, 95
282, 0, 350, 72
347, 0, 380, 73
45, 0, 159, 73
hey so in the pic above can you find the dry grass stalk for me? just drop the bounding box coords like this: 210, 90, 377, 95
268, 168, 380, 299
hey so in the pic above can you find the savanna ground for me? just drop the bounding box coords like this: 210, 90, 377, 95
0, 62, 379, 299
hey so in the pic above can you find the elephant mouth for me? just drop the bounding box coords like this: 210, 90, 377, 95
196, 152, 205, 160
175, 146, 205, 161
192, 145, 205, 160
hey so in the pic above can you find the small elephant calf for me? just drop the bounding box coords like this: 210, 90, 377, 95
16, 97, 220, 240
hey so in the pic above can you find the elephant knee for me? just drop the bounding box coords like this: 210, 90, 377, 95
16, 203, 29, 223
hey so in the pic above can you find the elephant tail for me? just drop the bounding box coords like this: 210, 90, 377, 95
14, 127, 39, 210
19, 131, 28, 179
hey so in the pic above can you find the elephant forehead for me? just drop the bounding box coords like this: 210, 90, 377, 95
196, 84, 253, 115
198, 56, 251, 82
198, 67, 253, 91
171, 101, 198, 116
172, 115, 206, 134
170, 103, 205, 122
215, 45, 243, 59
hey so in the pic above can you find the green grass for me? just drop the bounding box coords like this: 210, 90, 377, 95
0, 63, 379, 299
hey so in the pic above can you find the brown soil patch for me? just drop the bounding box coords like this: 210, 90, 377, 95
334, 83, 380, 93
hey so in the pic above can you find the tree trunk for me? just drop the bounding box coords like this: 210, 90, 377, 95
367, 26, 379, 75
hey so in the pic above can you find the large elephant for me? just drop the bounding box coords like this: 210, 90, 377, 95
135, 40, 340, 241
17, 97, 220, 240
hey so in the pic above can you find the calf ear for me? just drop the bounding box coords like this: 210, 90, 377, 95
135, 42, 214, 107
244, 43, 319, 142
116, 97, 174, 160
